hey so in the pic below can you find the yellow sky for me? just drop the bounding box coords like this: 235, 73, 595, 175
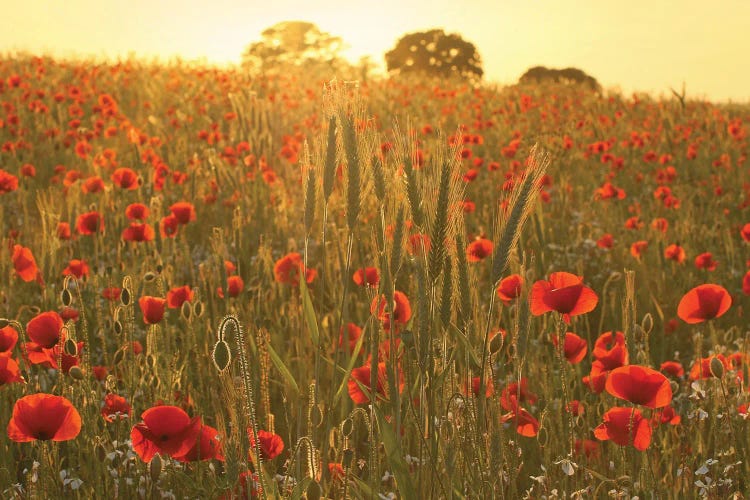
1, 0, 748, 102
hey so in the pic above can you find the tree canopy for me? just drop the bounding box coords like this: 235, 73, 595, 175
519, 66, 601, 92
241, 21, 345, 72
385, 29, 483, 81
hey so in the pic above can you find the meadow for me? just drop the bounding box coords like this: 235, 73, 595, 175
0, 54, 749, 498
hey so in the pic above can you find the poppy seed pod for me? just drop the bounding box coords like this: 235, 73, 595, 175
709, 356, 725, 378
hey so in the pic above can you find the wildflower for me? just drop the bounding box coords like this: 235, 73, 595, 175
353, 267, 380, 288
605, 365, 672, 408
348, 362, 404, 404
75, 211, 104, 235
122, 223, 155, 242
12, 244, 38, 282
551, 332, 588, 364
167, 286, 194, 309
7, 393, 81, 442
594, 407, 652, 451
138, 296, 166, 324
530, 272, 598, 323
130, 405, 200, 462
496, 274, 523, 305
0, 325, 19, 354
26, 311, 63, 349
247, 428, 284, 460
466, 238, 493, 262
677, 284, 731, 324
101, 393, 132, 422
370, 291, 411, 332
169, 202, 196, 225
111, 167, 139, 190
125, 203, 149, 220
273, 253, 316, 286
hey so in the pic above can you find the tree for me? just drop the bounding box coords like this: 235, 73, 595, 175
241, 21, 346, 72
385, 29, 483, 81
518, 66, 601, 92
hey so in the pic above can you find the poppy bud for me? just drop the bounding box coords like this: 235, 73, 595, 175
212, 339, 231, 373
632, 324, 645, 343
710, 356, 725, 379
149, 453, 163, 483
61, 289, 73, 307
490, 333, 504, 354
113, 348, 125, 365
193, 301, 204, 318
113, 320, 123, 335
95, 441, 107, 463
175, 301, 189, 322
341, 418, 354, 437
641, 313, 653, 335
69, 366, 84, 380
64, 338, 78, 356
29, 306, 41, 315
120, 288, 131, 306
144, 272, 156, 282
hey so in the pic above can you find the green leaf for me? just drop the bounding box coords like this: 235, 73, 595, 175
300, 278, 320, 346
267, 343, 300, 395
374, 406, 418, 499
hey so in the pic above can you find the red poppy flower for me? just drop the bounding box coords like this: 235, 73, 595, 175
407, 233, 431, 257
167, 285, 194, 309
743, 271, 750, 296
530, 272, 598, 323
102, 287, 122, 301
56, 222, 72, 240
130, 405, 201, 462
122, 223, 155, 242
159, 214, 179, 238
597, 233, 614, 249
7, 393, 81, 442
0, 355, 24, 386
273, 252, 316, 286
247, 428, 284, 460
654, 405, 681, 426
694, 252, 717, 271
592, 331, 629, 368
594, 407, 652, 451
660, 361, 684, 378
0, 169, 19, 194
677, 284, 731, 324
496, 274, 523, 304
225, 275, 244, 298
112, 167, 139, 190
370, 291, 411, 332
92, 365, 109, 381
138, 296, 166, 324
582, 361, 611, 394
605, 365, 672, 408
664, 244, 686, 264
81, 176, 105, 194
551, 332, 588, 364
466, 238, 493, 262
500, 397, 539, 437
0, 325, 18, 354
75, 211, 104, 235
500, 378, 538, 411
689, 354, 730, 380
175, 424, 224, 462
328, 463, 345, 482
26, 311, 63, 349
338, 323, 363, 353
101, 393, 132, 422
62, 259, 89, 279
348, 361, 404, 404
741, 223, 750, 243
169, 202, 196, 225
465, 376, 494, 397
353, 267, 380, 287
12, 244, 38, 282
125, 203, 149, 220
574, 439, 601, 460
630, 240, 648, 259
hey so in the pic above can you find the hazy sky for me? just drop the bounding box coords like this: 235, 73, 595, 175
1, 0, 748, 102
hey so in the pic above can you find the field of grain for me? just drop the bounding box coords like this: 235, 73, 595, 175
0, 55, 749, 498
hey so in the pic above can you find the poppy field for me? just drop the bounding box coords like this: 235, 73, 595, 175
0, 54, 749, 498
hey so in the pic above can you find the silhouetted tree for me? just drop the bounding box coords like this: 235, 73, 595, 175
519, 66, 601, 92
241, 21, 345, 72
385, 29, 483, 80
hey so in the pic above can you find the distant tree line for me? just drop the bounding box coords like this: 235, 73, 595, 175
241, 21, 601, 90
